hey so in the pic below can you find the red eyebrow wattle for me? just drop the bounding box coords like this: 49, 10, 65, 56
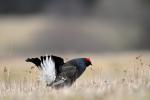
85, 58, 91, 62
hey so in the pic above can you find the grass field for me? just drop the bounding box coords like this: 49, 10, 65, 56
0, 52, 150, 100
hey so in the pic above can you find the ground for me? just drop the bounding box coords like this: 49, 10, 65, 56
0, 52, 150, 100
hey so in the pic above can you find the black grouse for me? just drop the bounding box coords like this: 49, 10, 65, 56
26, 55, 92, 88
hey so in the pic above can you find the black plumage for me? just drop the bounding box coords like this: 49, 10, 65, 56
51, 55, 64, 75
26, 55, 92, 88
26, 58, 41, 69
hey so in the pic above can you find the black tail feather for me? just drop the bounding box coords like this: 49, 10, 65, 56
26, 58, 41, 69
26, 55, 64, 72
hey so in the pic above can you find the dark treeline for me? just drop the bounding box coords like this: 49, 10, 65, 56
0, 0, 50, 13
0, 0, 98, 14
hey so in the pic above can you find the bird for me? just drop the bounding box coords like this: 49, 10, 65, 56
26, 55, 92, 88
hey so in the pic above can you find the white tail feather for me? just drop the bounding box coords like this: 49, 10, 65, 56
40, 56, 56, 85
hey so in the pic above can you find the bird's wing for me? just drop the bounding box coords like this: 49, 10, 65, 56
60, 65, 77, 79
52, 65, 77, 88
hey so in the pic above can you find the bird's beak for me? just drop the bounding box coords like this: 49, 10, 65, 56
90, 62, 92, 66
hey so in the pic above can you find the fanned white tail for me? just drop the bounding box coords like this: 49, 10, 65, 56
40, 56, 56, 85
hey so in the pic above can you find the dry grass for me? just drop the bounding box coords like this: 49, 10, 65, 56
0, 53, 150, 100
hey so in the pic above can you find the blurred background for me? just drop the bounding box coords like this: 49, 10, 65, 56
0, 0, 150, 58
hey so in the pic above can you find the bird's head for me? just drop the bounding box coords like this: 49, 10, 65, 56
84, 58, 92, 67
66, 57, 92, 72
75, 57, 92, 73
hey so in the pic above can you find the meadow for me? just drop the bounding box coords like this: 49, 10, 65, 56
0, 52, 150, 100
